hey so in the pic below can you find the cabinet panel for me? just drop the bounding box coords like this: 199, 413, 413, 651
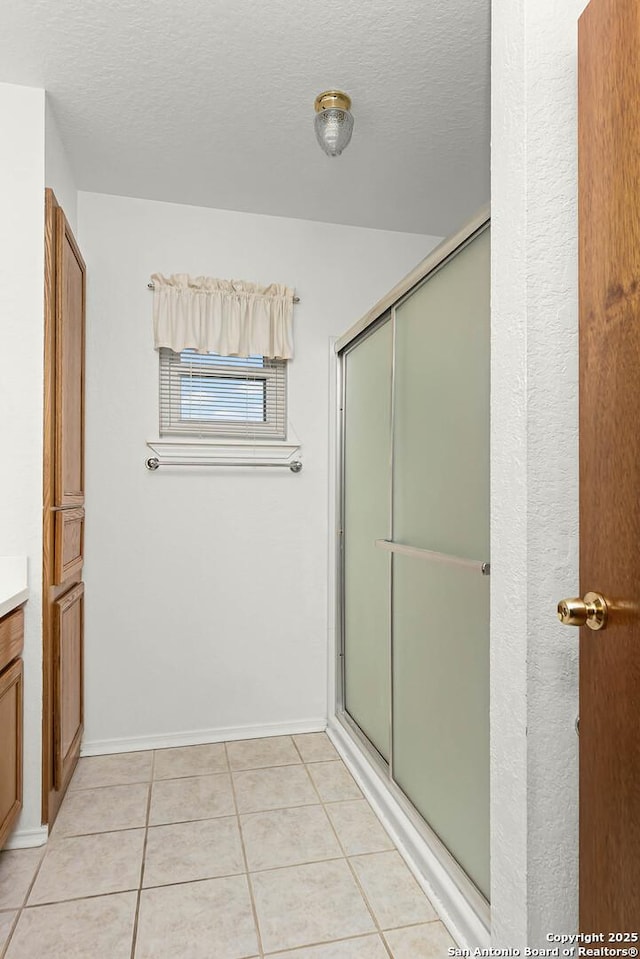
54, 507, 84, 585
53, 583, 84, 790
0, 659, 23, 849
0, 607, 24, 673
54, 208, 86, 508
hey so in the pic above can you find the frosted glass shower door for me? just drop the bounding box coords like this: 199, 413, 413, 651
391, 227, 490, 898
342, 319, 392, 760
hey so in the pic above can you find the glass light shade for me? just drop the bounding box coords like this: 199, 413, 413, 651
314, 108, 354, 156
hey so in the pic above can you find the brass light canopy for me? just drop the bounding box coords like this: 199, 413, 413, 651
314, 89, 354, 157
314, 90, 352, 113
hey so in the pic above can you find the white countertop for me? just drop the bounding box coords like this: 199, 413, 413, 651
0, 556, 29, 619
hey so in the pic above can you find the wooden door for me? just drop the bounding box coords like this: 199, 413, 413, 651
578, 0, 640, 931
53, 583, 84, 790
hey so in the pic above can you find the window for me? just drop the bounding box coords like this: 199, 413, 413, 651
159, 348, 286, 439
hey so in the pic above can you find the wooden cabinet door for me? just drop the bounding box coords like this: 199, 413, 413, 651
53, 583, 84, 790
0, 608, 24, 673
54, 208, 86, 508
54, 507, 84, 586
0, 659, 23, 849
43, 192, 87, 826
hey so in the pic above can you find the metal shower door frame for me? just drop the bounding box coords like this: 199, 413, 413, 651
334, 207, 491, 922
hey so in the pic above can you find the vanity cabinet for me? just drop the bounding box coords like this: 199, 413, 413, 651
0, 606, 24, 849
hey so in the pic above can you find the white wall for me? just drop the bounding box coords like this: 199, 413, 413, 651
0, 83, 46, 843
45, 98, 78, 232
78, 191, 437, 751
491, 0, 588, 945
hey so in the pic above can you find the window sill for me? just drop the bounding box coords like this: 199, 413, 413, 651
145, 439, 302, 469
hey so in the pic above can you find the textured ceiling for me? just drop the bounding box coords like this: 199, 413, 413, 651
0, 0, 490, 236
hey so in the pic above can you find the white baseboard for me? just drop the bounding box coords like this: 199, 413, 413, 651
81, 718, 327, 757
4, 825, 48, 850
327, 718, 491, 951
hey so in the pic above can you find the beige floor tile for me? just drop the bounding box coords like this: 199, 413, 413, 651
5, 891, 137, 959
307, 761, 362, 803
0, 911, 17, 952
241, 805, 342, 871
293, 732, 339, 763
251, 859, 375, 954
149, 773, 235, 825
153, 743, 228, 779
52, 783, 149, 837
69, 751, 153, 790
233, 764, 317, 813
227, 735, 300, 770
135, 876, 259, 959
0, 847, 45, 909
143, 816, 244, 887
384, 920, 457, 957
326, 800, 394, 856
268, 934, 389, 958
350, 851, 437, 929
0, 739, 450, 959
28, 830, 144, 905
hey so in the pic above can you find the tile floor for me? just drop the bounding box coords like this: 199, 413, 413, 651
0, 733, 456, 959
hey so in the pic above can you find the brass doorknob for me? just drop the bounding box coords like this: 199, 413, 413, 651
557, 592, 609, 630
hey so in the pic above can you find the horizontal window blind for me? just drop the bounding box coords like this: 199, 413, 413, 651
159, 349, 286, 439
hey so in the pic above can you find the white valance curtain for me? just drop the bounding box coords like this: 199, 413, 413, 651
151, 273, 295, 359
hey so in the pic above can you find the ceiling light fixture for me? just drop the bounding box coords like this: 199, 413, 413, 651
314, 90, 354, 157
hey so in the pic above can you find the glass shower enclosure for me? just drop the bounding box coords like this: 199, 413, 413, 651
337, 215, 490, 909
